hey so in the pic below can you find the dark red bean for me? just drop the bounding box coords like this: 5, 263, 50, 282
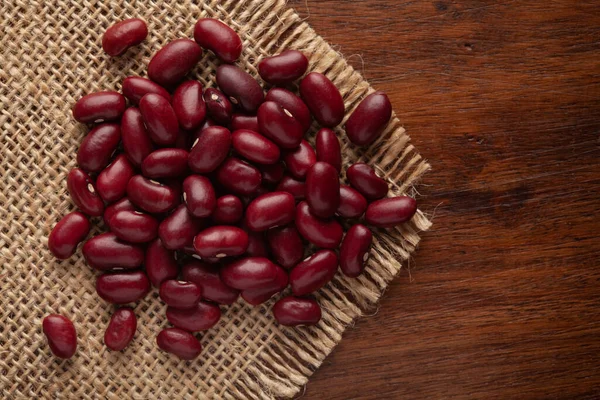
141, 148, 189, 178
160, 280, 202, 309
220, 257, 281, 290
121, 107, 154, 167
244, 192, 295, 232
188, 126, 231, 173
211, 195, 243, 224
257, 101, 304, 149
182, 261, 240, 304
231, 114, 259, 131
157, 328, 202, 360
193, 18, 242, 63
193, 226, 249, 258
72, 91, 126, 124
102, 18, 148, 56
147, 38, 202, 87
139, 93, 179, 146
172, 81, 206, 130
146, 238, 179, 287
258, 50, 309, 85
267, 225, 304, 269
159, 204, 203, 250
340, 224, 372, 277
276, 176, 306, 202
122, 76, 171, 105
216, 157, 262, 195
241, 266, 288, 305
265, 88, 312, 132
174, 129, 194, 150
245, 231, 269, 257
203, 88, 233, 125
48, 212, 90, 259
346, 163, 388, 200
337, 185, 367, 218
42, 314, 77, 359
108, 210, 159, 243
67, 168, 104, 216
315, 128, 342, 173
216, 64, 264, 113
295, 202, 343, 249
232, 129, 280, 165
259, 162, 285, 185
365, 196, 417, 227
82, 232, 145, 270
127, 175, 179, 214
77, 123, 121, 173
283, 140, 316, 180
299, 72, 344, 127
104, 308, 137, 351
345, 91, 392, 146
182, 175, 216, 218
290, 249, 338, 295
103, 197, 136, 226
96, 270, 150, 304
96, 155, 135, 203
166, 301, 221, 332
273, 296, 321, 326
306, 162, 340, 219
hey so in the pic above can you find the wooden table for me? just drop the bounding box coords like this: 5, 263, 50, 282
289, 1, 600, 398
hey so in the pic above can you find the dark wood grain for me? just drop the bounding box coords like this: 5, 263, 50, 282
287, 1, 600, 398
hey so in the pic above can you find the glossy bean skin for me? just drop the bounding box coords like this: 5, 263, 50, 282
257, 101, 304, 149
159, 204, 203, 250
259, 162, 285, 185
220, 257, 281, 290
299, 72, 344, 127
346, 163, 388, 200
258, 50, 308, 85
96, 155, 135, 203
273, 296, 321, 326
96, 270, 150, 304
193, 226, 249, 258
82, 232, 145, 270
108, 210, 159, 243
103, 198, 136, 226
67, 168, 104, 216
231, 114, 259, 132
365, 196, 418, 227
216, 64, 264, 113
172, 81, 206, 130
139, 94, 179, 146
146, 238, 179, 287
166, 301, 221, 332
290, 249, 338, 295
337, 185, 368, 218
265, 88, 312, 132
182, 175, 216, 218
193, 18, 242, 63
159, 280, 202, 309
157, 328, 202, 360
295, 202, 343, 249
345, 91, 392, 146
48, 212, 90, 259
42, 314, 77, 359
126, 175, 179, 214
147, 38, 202, 87
77, 123, 121, 173
306, 162, 340, 219
216, 157, 262, 195
315, 128, 341, 173
142, 148, 189, 178
102, 18, 147, 56
104, 308, 137, 351
203, 88, 233, 125
122, 76, 171, 105
340, 224, 372, 277
275, 176, 306, 201
121, 107, 154, 167
241, 266, 288, 306
267, 225, 304, 269
72, 91, 126, 123
188, 126, 231, 173
283, 140, 317, 180
244, 192, 295, 232
232, 129, 280, 165
211, 195, 243, 224
182, 261, 240, 304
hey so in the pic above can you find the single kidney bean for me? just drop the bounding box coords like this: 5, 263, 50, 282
211, 195, 243, 224
77, 123, 121, 173
48, 212, 90, 260
127, 175, 179, 214
290, 250, 338, 295
157, 328, 202, 360
346, 163, 388, 200
160, 280, 202, 309
121, 107, 154, 167
258, 50, 309, 85
245, 231, 269, 257
193, 226, 249, 258
244, 192, 295, 232
182, 175, 216, 218
257, 101, 304, 149
203, 88, 233, 125
265, 88, 312, 132
299, 72, 345, 127
306, 162, 340, 219
216, 157, 262, 195
42, 314, 77, 359
231, 114, 259, 132
295, 202, 343, 249
67, 168, 104, 216
193, 18, 242, 63
275, 176, 306, 201
220, 257, 281, 290
96, 270, 150, 304
108, 210, 159, 243
259, 162, 285, 185
241, 266, 288, 305
102, 18, 148, 56
267, 225, 304, 269
283, 140, 317, 180
147, 38, 202, 87
139, 93, 179, 146
337, 185, 367, 218
188, 126, 231, 173
122, 76, 171, 105
141, 148, 189, 178
96, 155, 135, 203
273, 296, 321, 326
166, 301, 221, 332
182, 261, 240, 304
340, 224, 372, 277
365, 196, 417, 227
345, 91, 392, 146
216, 64, 264, 113
103, 197, 136, 226
104, 307, 137, 351
82, 232, 145, 270
232, 129, 280, 165
159, 204, 203, 250
172, 81, 206, 130
146, 238, 179, 287
315, 128, 342, 173
72, 91, 126, 124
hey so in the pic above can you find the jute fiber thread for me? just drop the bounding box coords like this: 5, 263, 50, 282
0, 0, 432, 398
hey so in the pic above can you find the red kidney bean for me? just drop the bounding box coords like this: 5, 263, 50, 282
182, 175, 216, 218
159, 280, 202, 309
77, 123, 121, 173
157, 328, 202, 360
315, 128, 342, 173
172, 81, 206, 130
216, 64, 264, 113
306, 162, 340, 219
257, 101, 304, 149
265, 88, 312, 132
340, 224, 372, 277
146, 238, 179, 287
159, 204, 203, 250
273, 296, 321, 326
295, 202, 343, 249
193, 18, 242, 63
241, 266, 288, 305
275, 175, 306, 201
203, 88, 233, 125
67, 168, 104, 216
258, 50, 309, 85
231, 113, 259, 132
211, 195, 243, 224
139, 93, 179, 146
122, 76, 171, 105
166, 301, 221, 332
102, 18, 148, 56
245, 231, 269, 257
182, 261, 240, 304
345, 91, 392, 146
337, 185, 367, 218
216, 157, 262, 195
193, 226, 249, 258
365, 196, 417, 227
72, 91, 126, 123
299, 72, 344, 127
42, 314, 77, 359
283, 140, 317, 180
290, 249, 338, 295
82, 232, 145, 270
108, 210, 159, 243
104, 307, 137, 351
127, 175, 179, 214
121, 107, 154, 167
96, 270, 150, 304
220, 257, 281, 290
188, 126, 231, 173
48, 212, 90, 260
259, 162, 285, 185
141, 148, 189, 178
103, 197, 136, 226
232, 129, 280, 165
267, 225, 304, 269
346, 163, 388, 200
147, 38, 202, 87
96, 155, 135, 203
244, 192, 295, 232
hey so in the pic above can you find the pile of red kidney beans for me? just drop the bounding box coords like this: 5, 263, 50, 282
44, 17, 417, 360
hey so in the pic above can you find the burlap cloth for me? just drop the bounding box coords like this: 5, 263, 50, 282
0, 0, 432, 398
